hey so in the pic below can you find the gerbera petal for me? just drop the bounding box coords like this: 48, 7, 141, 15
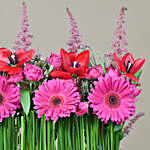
88, 68, 138, 124
17, 49, 35, 66
0, 76, 20, 122
33, 79, 80, 122
50, 70, 72, 79
130, 58, 145, 74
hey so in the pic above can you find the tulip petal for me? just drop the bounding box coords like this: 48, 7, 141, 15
113, 53, 122, 71
130, 58, 145, 74
121, 53, 134, 73
0, 60, 11, 71
124, 73, 139, 81
75, 50, 89, 72
7, 67, 22, 75
17, 49, 35, 66
60, 49, 72, 71
50, 70, 72, 79
0, 48, 11, 63
68, 52, 76, 62
15, 49, 26, 59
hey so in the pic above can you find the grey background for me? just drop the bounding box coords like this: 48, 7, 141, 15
0, 0, 149, 149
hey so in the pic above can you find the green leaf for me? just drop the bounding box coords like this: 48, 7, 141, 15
100, 63, 106, 74
20, 90, 31, 115
134, 70, 142, 79
114, 124, 122, 132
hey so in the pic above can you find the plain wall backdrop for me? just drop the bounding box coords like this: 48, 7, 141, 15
0, 0, 149, 149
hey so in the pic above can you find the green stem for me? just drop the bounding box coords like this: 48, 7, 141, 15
21, 116, 24, 150
47, 120, 51, 150
4, 120, 7, 150
110, 122, 114, 150
101, 122, 105, 150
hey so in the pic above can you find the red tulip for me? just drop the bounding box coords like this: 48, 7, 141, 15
113, 52, 145, 81
51, 48, 89, 79
0, 48, 35, 74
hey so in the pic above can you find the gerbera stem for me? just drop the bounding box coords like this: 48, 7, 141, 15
0, 122, 3, 149
21, 116, 24, 150
47, 120, 50, 150
110, 122, 114, 150
101, 122, 105, 150
32, 111, 35, 150
3, 119, 7, 150
85, 115, 90, 150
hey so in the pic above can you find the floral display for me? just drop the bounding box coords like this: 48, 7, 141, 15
0, 2, 145, 150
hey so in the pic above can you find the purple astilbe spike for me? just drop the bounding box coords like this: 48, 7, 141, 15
123, 112, 144, 137
106, 7, 128, 60
13, 1, 33, 51
66, 8, 85, 53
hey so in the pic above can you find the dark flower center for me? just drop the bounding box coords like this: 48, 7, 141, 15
109, 96, 117, 105
52, 97, 61, 106
105, 91, 121, 108
124, 60, 134, 73
0, 94, 3, 104
71, 61, 80, 68
8, 53, 19, 66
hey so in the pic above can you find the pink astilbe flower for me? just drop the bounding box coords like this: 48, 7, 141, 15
33, 79, 81, 122
13, 2, 33, 51
24, 64, 43, 81
0, 75, 21, 122
123, 112, 144, 137
7, 71, 23, 83
47, 52, 62, 68
75, 102, 88, 116
66, 8, 86, 53
88, 68, 141, 124
106, 7, 128, 60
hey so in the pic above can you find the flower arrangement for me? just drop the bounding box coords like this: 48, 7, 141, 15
0, 2, 145, 150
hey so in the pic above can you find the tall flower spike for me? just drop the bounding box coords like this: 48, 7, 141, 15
13, 1, 33, 51
66, 8, 85, 53
106, 7, 128, 60
123, 112, 144, 137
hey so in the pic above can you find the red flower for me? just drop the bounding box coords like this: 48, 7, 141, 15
0, 48, 35, 74
113, 52, 145, 81
51, 48, 89, 79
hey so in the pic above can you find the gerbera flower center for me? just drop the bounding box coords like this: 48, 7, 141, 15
109, 96, 117, 105
53, 97, 61, 105
105, 91, 121, 108
124, 60, 134, 73
0, 94, 3, 104
8, 53, 19, 66
49, 95, 64, 107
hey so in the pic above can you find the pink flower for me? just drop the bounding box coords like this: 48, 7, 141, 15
33, 79, 81, 122
7, 71, 23, 83
88, 68, 141, 124
75, 102, 88, 116
86, 65, 104, 79
47, 53, 62, 68
0, 75, 21, 122
23, 64, 43, 81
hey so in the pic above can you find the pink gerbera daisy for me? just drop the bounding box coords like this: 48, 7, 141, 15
88, 68, 141, 124
0, 75, 21, 122
33, 79, 80, 122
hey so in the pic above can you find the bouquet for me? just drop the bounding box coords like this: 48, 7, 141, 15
0, 2, 145, 150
